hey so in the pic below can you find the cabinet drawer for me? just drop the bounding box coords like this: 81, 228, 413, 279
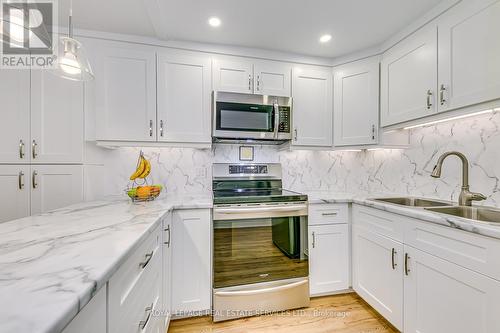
109, 225, 162, 333
309, 204, 348, 225
352, 204, 404, 242
404, 218, 500, 281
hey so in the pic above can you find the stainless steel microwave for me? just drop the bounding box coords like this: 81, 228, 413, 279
212, 92, 292, 142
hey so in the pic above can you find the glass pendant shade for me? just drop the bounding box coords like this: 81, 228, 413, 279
54, 36, 94, 81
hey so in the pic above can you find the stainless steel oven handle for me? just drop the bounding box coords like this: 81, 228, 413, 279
214, 279, 308, 297
215, 204, 307, 215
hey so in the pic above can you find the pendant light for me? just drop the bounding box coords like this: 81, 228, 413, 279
54, 0, 94, 81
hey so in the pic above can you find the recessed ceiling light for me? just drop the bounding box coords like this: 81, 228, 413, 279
319, 34, 332, 43
208, 17, 221, 27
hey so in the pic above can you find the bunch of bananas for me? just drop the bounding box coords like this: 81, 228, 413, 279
130, 152, 151, 180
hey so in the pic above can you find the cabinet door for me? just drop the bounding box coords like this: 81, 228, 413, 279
352, 225, 404, 331
334, 57, 379, 146
162, 212, 172, 330
254, 60, 291, 97
213, 57, 253, 94
438, 0, 500, 112
381, 24, 438, 126
62, 286, 106, 333
30, 165, 83, 215
31, 71, 84, 163
0, 165, 30, 223
0, 70, 30, 163
292, 66, 333, 146
89, 40, 157, 141
404, 246, 500, 333
309, 224, 349, 296
157, 51, 211, 143
171, 209, 211, 314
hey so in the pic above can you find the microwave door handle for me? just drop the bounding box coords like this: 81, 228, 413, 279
273, 103, 279, 139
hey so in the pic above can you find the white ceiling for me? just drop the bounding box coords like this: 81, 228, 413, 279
59, 0, 442, 58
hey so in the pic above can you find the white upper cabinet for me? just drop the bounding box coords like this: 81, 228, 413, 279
381, 24, 438, 127
31, 71, 84, 163
253, 60, 291, 97
89, 40, 157, 142
213, 57, 291, 97
292, 66, 333, 146
438, 0, 500, 112
30, 165, 83, 215
0, 70, 30, 163
334, 57, 379, 146
404, 245, 500, 333
0, 165, 30, 223
213, 57, 254, 94
157, 50, 212, 143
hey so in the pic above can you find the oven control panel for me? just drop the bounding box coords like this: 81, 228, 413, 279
229, 165, 268, 174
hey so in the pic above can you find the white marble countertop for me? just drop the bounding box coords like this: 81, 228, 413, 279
303, 190, 500, 240
0, 193, 212, 333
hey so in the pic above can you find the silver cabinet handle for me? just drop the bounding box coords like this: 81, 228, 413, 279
312, 232, 316, 248
19, 140, 25, 159
32, 140, 38, 159
391, 248, 397, 270
322, 212, 337, 216
294, 128, 298, 141
439, 84, 446, 106
32, 170, 38, 189
248, 74, 252, 91
18, 171, 25, 190
257, 75, 260, 91
160, 120, 164, 137
404, 253, 410, 275
149, 120, 153, 137
139, 251, 153, 269
371, 124, 376, 140
138, 303, 153, 330
164, 224, 171, 247
426, 90, 433, 110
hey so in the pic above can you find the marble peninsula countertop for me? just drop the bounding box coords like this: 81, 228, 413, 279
0, 193, 212, 333
304, 190, 500, 240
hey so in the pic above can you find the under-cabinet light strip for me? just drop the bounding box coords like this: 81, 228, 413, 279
403, 109, 498, 130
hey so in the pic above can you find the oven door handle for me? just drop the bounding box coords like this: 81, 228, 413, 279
214, 279, 308, 297
215, 204, 307, 215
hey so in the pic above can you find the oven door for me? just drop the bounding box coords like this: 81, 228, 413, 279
213, 202, 309, 321
213, 202, 309, 288
213, 102, 277, 140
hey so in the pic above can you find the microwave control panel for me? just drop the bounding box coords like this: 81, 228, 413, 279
278, 107, 291, 133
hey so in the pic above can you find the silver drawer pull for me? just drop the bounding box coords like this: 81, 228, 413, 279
19, 140, 25, 159
18, 171, 25, 190
139, 251, 153, 269
322, 212, 337, 216
164, 224, 171, 247
32, 170, 38, 189
32, 140, 38, 159
312, 231, 316, 248
138, 303, 153, 330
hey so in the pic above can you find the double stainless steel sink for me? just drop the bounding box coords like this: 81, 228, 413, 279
372, 197, 500, 223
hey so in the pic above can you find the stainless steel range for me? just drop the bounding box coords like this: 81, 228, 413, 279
212, 163, 309, 322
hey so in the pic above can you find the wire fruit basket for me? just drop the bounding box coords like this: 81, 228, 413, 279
125, 151, 163, 202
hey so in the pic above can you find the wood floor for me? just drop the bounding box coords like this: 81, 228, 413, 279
168, 293, 399, 333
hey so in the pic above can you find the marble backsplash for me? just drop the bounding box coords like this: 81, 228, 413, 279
86, 111, 500, 207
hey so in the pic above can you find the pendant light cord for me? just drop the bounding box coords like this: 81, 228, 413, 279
68, 0, 73, 38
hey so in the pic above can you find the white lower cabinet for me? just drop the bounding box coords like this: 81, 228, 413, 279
108, 225, 163, 333
62, 286, 107, 333
171, 209, 211, 316
352, 204, 500, 333
30, 165, 83, 215
404, 245, 500, 333
309, 224, 349, 296
0, 165, 30, 223
352, 225, 404, 330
